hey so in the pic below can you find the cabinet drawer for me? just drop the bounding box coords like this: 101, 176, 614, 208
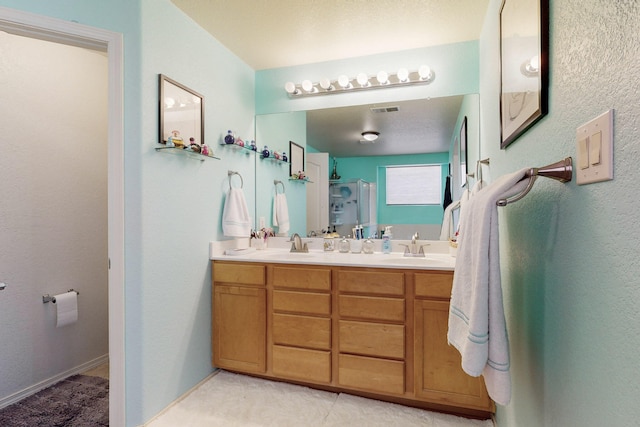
213, 262, 265, 286
338, 270, 404, 295
273, 290, 331, 316
414, 272, 453, 299
273, 313, 331, 350
338, 354, 405, 395
339, 320, 404, 359
272, 266, 331, 291
338, 295, 405, 322
272, 345, 331, 384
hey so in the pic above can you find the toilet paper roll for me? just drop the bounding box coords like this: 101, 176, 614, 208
55, 291, 78, 328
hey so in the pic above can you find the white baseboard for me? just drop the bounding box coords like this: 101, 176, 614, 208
0, 353, 109, 410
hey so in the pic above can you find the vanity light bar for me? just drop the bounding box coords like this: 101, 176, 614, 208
284, 66, 435, 98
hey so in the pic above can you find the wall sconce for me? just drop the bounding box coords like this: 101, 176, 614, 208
284, 65, 435, 98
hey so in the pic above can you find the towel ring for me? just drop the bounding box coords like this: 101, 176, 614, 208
274, 180, 285, 194
228, 170, 243, 189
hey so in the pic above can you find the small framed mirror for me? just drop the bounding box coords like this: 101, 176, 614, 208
159, 74, 204, 146
499, 0, 549, 148
289, 141, 304, 177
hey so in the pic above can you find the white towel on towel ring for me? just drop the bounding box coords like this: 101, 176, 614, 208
447, 168, 530, 406
222, 188, 252, 237
273, 193, 290, 235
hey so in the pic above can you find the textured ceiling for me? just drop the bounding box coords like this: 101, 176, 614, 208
171, 0, 489, 70
170, 0, 488, 156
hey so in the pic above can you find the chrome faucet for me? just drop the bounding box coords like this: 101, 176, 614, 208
401, 232, 427, 257
290, 233, 309, 253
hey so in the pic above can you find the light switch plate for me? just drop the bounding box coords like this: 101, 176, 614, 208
576, 110, 614, 185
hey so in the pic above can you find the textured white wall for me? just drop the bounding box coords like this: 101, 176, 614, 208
0, 32, 108, 401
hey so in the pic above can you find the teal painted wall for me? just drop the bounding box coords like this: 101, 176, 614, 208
255, 112, 307, 235
0, 1, 255, 425
479, 1, 640, 426
255, 41, 479, 115
332, 153, 449, 227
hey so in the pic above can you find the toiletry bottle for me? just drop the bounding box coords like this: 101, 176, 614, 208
382, 226, 393, 254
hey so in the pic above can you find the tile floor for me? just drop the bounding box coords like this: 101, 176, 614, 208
146, 370, 494, 427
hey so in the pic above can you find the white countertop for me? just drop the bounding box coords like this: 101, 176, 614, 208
210, 238, 456, 271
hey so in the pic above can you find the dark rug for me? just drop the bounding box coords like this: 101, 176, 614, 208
0, 375, 108, 427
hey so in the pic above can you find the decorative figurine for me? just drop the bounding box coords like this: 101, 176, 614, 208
201, 143, 210, 156
168, 130, 184, 148
250, 140, 257, 151
282, 151, 288, 162
262, 145, 270, 158
236, 137, 244, 147
189, 137, 201, 153
224, 130, 235, 144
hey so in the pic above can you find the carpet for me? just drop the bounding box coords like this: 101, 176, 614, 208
0, 375, 109, 427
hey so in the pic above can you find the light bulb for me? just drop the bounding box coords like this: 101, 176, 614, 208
337, 75, 351, 89
284, 81, 298, 95
418, 65, 432, 80
528, 55, 540, 72
301, 80, 314, 93
376, 71, 389, 85
319, 78, 334, 91
357, 73, 370, 87
397, 68, 409, 82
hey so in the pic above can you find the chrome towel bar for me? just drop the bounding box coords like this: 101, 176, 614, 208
497, 157, 573, 206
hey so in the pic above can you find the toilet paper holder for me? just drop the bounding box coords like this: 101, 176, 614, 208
42, 289, 79, 304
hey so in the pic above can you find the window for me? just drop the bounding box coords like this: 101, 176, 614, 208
385, 165, 442, 205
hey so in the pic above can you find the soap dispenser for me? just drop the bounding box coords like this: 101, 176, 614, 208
382, 226, 393, 254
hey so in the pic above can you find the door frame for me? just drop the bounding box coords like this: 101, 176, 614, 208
0, 7, 125, 426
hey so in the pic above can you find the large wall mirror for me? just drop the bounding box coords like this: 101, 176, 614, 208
254, 94, 480, 239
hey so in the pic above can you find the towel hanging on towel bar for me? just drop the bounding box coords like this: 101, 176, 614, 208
497, 157, 573, 206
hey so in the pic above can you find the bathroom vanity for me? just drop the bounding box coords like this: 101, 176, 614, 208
211, 249, 494, 418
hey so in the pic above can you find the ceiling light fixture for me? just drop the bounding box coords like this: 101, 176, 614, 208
284, 65, 435, 98
361, 131, 380, 142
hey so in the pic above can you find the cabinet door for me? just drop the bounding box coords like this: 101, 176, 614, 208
414, 299, 492, 411
213, 284, 266, 373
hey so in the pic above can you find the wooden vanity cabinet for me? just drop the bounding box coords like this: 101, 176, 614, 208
211, 261, 493, 417
271, 265, 332, 384
212, 262, 266, 373
336, 269, 406, 395
413, 272, 494, 412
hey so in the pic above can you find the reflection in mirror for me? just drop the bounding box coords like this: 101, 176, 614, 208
255, 94, 480, 239
159, 74, 204, 146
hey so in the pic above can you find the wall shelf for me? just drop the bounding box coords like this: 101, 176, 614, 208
219, 142, 257, 155
156, 146, 220, 161
261, 155, 288, 164
289, 177, 313, 183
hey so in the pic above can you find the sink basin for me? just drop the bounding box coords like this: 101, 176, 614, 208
257, 252, 316, 260
378, 257, 446, 265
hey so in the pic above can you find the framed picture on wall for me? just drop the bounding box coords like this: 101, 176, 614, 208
289, 141, 304, 177
499, 0, 549, 148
